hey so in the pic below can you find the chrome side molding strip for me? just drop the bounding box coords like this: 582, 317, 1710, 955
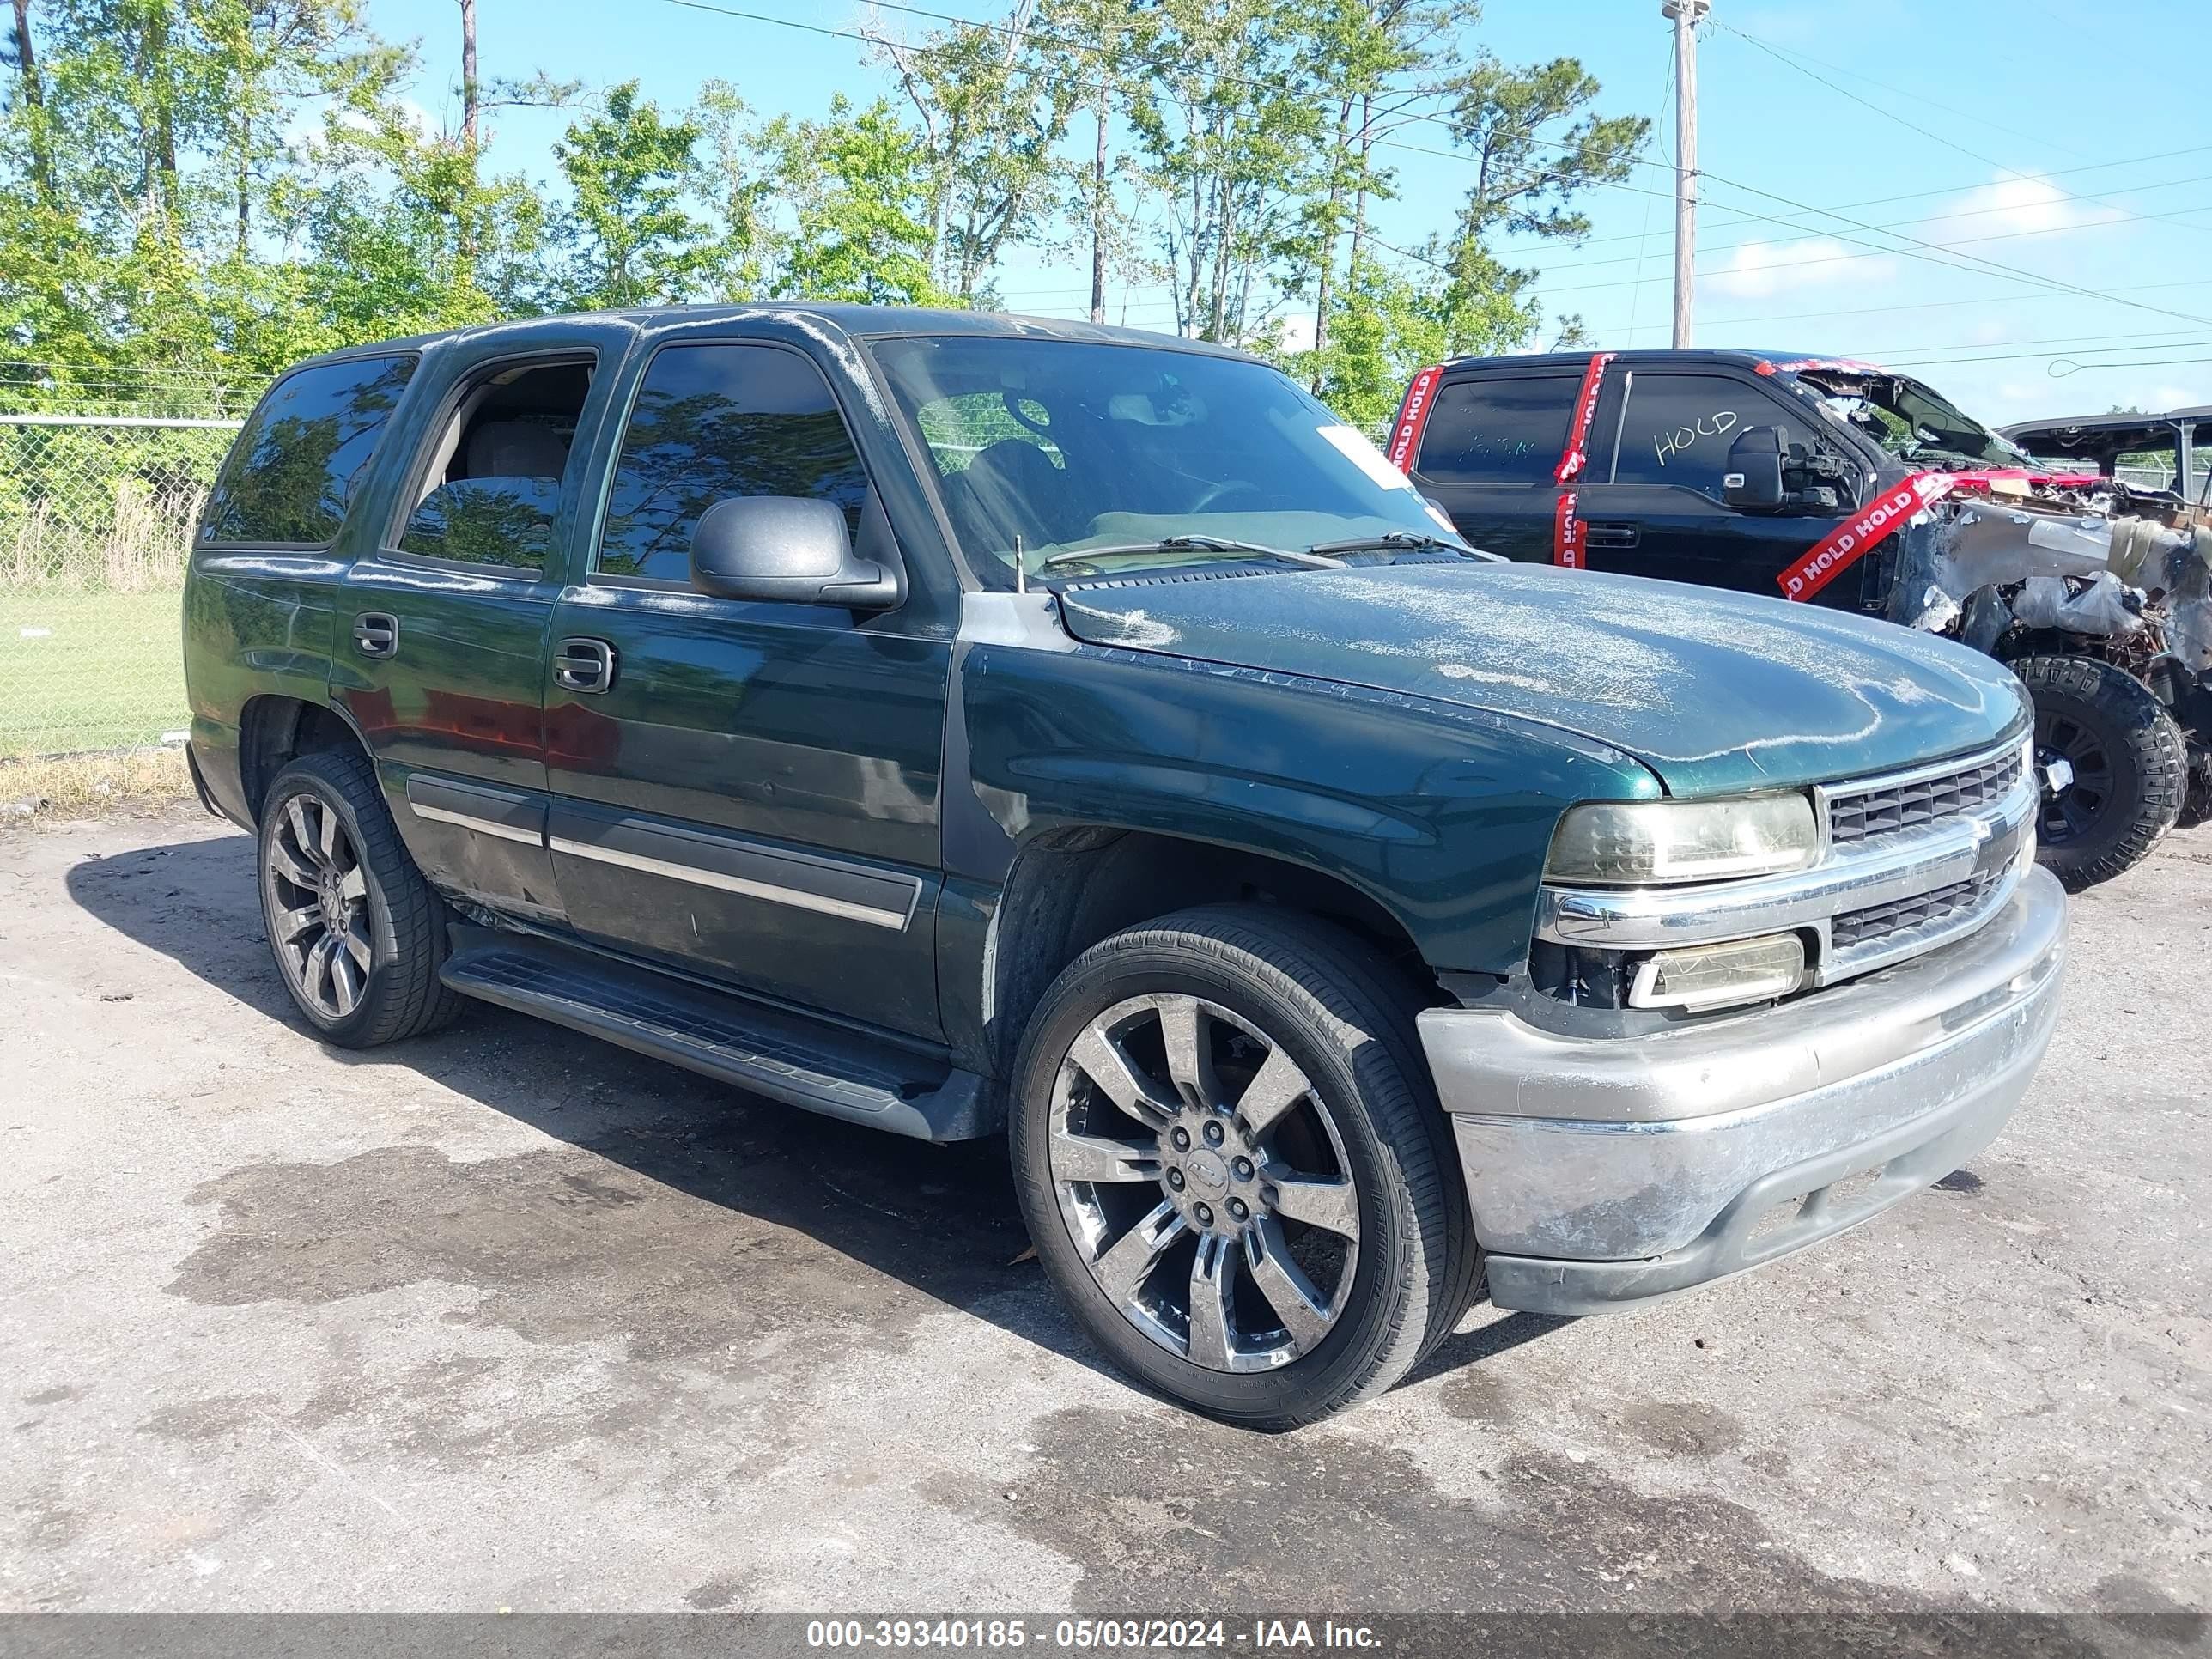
547, 834, 915, 932
404, 775, 546, 848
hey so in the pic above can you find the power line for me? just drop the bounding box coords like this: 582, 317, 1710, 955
1623, 27, 1674, 346
1496, 142, 2212, 265
2051, 351, 2212, 376
1884, 341, 2212, 372
659, 0, 2212, 334
1823, 325, 2212, 363
823, 0, 2212, 275
1370, 169, 2212, 284
1713, 19, 2090, 162
1696, 276, 2212, 331
1714, 21, 2211, 240
1689, 168, 2212, 330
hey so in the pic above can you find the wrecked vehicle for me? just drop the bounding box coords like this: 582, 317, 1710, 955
2001, 404, 2209, 509
1391, 351, 2212, 888
183, 307, 2063, 1428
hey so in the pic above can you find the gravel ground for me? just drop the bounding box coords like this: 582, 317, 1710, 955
2, 805, 2207, 1619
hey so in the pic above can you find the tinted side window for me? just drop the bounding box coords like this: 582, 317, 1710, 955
200, 355, 416, 545
1416, 375, 1577, 484
1607, 374, 1761, 499
598, 343, 869, 582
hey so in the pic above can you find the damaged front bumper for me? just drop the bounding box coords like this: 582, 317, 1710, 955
1414, 866, 2066, 1315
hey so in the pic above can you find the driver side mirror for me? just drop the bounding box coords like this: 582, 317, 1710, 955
1723, 427, 1787, 511
689, 495, 902, 610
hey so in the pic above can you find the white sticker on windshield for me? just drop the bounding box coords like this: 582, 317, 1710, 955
1316, 423, 1419, 492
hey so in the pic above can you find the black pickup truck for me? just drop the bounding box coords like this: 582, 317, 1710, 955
1390, 349, 2212, 890
183, 308, 2064, 1425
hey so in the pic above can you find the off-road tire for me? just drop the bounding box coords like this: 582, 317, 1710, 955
257, 749, 459, 1047
1010, 905, 1480, 1430
2015, 655, 2187, 890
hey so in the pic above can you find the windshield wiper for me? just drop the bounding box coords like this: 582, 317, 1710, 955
1041, 535, 1343, 571
1305, 529, 1475, 557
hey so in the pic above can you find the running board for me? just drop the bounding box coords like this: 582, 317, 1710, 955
439, 929, 996, 1142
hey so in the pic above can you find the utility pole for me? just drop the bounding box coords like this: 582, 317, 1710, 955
1662, 0, 1709, 348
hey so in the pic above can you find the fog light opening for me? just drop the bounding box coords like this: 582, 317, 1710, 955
1628, 933, 1807, 1013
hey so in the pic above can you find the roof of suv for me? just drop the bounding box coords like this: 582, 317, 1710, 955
290, 304, 1261, 373
1437, 347, 1848, 373
2001, 405, 2212, 440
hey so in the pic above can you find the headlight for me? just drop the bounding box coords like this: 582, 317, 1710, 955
1546, 794, 1819, 886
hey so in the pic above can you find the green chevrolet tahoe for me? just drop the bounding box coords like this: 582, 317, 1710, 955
181, 306, 2067, 1427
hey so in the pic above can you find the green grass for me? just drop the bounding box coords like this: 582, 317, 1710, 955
0, 588, 186, 758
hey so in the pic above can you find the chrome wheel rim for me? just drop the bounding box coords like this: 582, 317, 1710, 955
1048, 993, 1362, 1374
264, 793, 372, 1021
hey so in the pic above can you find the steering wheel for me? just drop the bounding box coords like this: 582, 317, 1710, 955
1190, 478, 1262, 513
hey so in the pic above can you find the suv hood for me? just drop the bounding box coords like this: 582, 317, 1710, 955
1054, 562, 2027, 796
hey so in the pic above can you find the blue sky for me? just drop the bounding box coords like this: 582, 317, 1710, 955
374, 0, 2212, 426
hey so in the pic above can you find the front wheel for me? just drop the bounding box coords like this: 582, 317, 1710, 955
2014, 655, 2186, 891
1010, 906, 1479, 1429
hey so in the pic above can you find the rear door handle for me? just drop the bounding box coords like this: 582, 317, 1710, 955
554, 636, 617, 695
1583, 522, 1641, 550
353, 611, 399, 659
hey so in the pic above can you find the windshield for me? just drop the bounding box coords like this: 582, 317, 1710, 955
869, 336, 1464, 586
1794, 368, 2037, 471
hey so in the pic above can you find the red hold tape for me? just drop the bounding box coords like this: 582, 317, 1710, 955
1387, 364, 1445, 474
1553, 491, 1585, 569
1554, 351, 1616, 486
1779, 471, 1954, 600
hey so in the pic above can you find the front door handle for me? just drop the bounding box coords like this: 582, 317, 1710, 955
353, 611, 399, 659
1583, 521, 1641, 550
554, 636, 617, 695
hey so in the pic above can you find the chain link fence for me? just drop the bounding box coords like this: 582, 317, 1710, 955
0, 412, 240, 759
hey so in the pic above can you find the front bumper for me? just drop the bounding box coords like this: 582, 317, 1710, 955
1416, 866, 2067, 1315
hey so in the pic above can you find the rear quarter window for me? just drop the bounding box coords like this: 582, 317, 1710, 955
1416, 375, 1577, 484
198, 353, 418, 546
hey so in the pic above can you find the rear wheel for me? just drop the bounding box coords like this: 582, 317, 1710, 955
2015, 655, 2186, 890
257, 749, 459, 1047
1010, 905, 1478, 1429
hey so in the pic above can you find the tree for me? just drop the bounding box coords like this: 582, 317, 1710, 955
1446, 53, 1644, 251
457, 0, 475, 145
551, 80, 720, 309
764, 96, 947, 307
6, 0, 52, 201
867, 0, 1072, 305
1036, 0, 1156, 325
1295, 44, 1643, 423
1126, 0, 1331, 343
1285, 0, 1488, 379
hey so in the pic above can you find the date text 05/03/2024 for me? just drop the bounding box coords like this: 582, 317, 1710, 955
804, 1619, 1382, 1650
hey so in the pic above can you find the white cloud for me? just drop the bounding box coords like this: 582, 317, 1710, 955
1705, 237, 1900, 300
1273, 312, 1317, 354
1938, 173, 2124, 240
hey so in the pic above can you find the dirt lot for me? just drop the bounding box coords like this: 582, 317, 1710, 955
2, 804, 2208, 1618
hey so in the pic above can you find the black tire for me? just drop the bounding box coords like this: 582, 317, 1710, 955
1010, 904, 1480, 1430
2016, 655, 2187, 891
256, 748, 459, 1048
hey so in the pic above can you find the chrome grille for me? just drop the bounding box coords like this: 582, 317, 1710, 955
1830, 867, 2007, 950
1826, 748, 2023, 844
